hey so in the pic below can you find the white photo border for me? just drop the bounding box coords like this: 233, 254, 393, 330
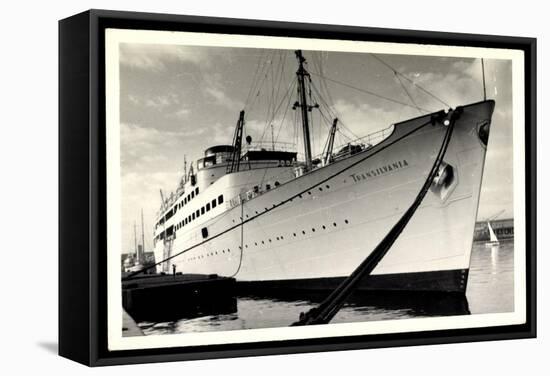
105, 28, 526, 351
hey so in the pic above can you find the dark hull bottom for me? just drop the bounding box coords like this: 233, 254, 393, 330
238, 269, 469, 294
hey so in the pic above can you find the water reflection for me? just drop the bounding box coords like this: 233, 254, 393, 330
134, 240, 514, 336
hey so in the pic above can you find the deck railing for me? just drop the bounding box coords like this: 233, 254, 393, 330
242, 141, 297, 153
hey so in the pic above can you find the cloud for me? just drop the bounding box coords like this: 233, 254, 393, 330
333, 99, 412, 136
120, 44, 209, 72
126, 93, 180, 110
120, 122, 206, 169
147, 94, 180, 110
172, 108, 191, 119
202, 76, 244, 110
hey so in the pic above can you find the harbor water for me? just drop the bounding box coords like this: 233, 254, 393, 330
135, 240, 514, 335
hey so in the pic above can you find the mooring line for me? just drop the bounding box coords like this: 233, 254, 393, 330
291, 107, 461, 326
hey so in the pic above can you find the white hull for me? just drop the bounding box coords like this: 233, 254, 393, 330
154, 101, 494, 292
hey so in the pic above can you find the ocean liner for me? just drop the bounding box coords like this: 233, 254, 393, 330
151, 51, 495, 293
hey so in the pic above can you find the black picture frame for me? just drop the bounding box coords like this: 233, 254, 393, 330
59, 9, 537, 366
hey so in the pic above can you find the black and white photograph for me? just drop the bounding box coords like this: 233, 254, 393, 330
104, 27, 527, 351
1, 0, 546, 372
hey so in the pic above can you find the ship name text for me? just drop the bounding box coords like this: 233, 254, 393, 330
350, 159, 409, 183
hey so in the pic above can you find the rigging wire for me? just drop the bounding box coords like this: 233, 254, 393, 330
309, 80, 359, 141
312, 52, 364, 142
258, 78, 297, 144
308, 70, 432, 113
244, 50, 266, 109
246, 51, 277, 112
368, 53, 451, 108
394, 73, 425, 115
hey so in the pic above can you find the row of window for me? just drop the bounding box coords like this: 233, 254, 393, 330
174, 194, 224, 232
182, 219, 351, 262
156, 187, 200, 228
177, 187, 200, 210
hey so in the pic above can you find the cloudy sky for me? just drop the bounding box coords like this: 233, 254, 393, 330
118, 43, 513, 253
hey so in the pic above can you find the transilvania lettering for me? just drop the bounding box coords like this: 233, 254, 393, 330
350, 160, 409, 183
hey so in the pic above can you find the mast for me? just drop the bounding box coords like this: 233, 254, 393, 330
159, 189, 166, 211
140, 209, 145, 264
183, 155, 187, 184
295, 50, 314, 170
133, 222, 138, 259
324, 118, 338, 165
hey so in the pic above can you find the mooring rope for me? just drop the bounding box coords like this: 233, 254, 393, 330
123, 110, 447, 281
291, 107, 462, 326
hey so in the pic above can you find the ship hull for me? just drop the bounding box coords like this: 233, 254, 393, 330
238, 268, 468, 293
154, 100, 495, 293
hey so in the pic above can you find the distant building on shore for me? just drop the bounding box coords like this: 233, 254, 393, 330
474, 218, 514, 241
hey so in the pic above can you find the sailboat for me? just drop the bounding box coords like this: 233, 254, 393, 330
151, 50, 495, 293
485, 221, 500, 247
127, 210, 148, 272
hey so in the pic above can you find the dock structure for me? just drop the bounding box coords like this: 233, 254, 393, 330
122, 273, 237, 322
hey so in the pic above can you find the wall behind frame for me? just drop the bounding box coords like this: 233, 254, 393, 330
0, 0, 545, 374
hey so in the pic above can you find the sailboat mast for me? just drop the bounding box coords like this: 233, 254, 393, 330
295, 50, 313, 170
133, 221, 138, 258
140, 209, 145, 263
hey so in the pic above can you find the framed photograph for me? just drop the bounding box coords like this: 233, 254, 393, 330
59, 9, 536, 366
